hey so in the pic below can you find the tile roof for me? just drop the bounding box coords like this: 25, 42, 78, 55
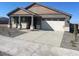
7, 3, 72, 18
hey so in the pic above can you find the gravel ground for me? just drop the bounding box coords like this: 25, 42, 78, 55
61, 31, 79, 51
0, 28, 26, 37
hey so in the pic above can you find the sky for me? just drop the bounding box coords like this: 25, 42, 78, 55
0, 2, 79, 23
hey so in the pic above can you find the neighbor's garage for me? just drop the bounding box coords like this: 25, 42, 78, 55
41, 18, 65, 31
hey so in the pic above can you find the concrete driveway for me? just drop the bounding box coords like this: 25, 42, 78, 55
15, 31, 64, 47
0, 30, 79, 56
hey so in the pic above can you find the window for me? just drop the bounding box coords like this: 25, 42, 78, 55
21, 17, 28, 23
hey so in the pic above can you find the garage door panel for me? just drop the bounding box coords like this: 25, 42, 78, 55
41, 20, 65, 31
41, 21, 54, 30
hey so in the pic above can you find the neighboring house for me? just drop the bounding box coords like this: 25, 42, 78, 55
0, 17, 9, 24
7, 3, 71, 31
0, 17, 9, 28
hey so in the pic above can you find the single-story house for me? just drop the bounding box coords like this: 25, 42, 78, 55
7, 3, 71, 31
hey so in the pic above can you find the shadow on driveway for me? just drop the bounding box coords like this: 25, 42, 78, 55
0, 51, 12, 56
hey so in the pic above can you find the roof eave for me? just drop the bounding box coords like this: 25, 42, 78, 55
7, 7, 37, 16
7, 7, 20, 16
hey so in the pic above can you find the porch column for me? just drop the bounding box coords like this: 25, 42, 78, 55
19, 16, 22, 29
16, 19, 18, 28
24, 17, 27, 29
30, 15, 34, 30
9, 17, 12, 28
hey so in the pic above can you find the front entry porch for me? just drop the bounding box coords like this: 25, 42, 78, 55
9, 15, 41, 30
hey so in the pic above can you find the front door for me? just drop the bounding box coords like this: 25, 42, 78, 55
34, 16, 42, 29
26, 16, 31, 29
